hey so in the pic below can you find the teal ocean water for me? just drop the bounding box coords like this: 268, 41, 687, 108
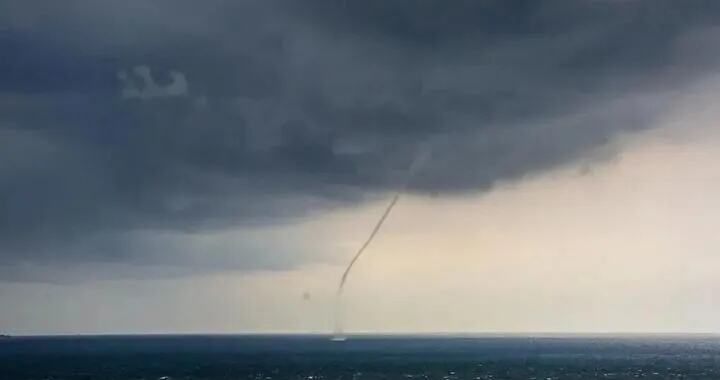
2, 334, 720, 379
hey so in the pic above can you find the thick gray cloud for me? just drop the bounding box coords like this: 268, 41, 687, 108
1, 0, 719, 281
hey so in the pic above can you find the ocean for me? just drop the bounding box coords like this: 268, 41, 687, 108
2, 334, 720, 379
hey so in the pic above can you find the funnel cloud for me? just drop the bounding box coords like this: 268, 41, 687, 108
1, 1, 720, 283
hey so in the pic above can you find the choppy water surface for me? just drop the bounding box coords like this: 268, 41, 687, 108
2, 334, 720, 379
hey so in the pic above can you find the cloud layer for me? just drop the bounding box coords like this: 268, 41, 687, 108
2, 0, 720, 281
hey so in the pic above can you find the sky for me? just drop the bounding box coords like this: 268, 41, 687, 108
2, 0, 720, 334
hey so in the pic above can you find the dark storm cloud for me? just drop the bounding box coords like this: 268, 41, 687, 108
1, 0, 719, 280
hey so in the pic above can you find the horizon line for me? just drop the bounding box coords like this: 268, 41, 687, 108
6, 331, 720, 338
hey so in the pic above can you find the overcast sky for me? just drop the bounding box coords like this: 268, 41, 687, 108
2, 0, 720, 334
